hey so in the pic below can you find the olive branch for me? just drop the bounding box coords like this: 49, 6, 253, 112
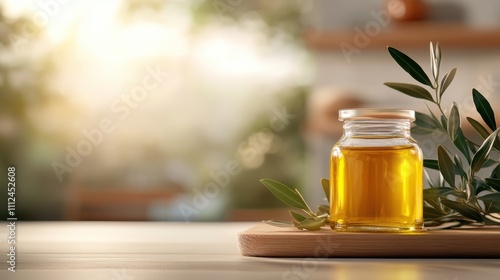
261, 42, 500, 230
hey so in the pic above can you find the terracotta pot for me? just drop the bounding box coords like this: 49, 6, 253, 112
386, 0, 428, 21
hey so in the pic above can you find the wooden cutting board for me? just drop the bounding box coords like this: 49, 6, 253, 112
238, 223, 500, 258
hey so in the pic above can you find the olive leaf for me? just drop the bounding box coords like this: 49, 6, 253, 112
388, 47, 434, 87
437, 146, 455, 188
440, 198, 483, 221
472, 88, 497, 131
470, 128, 500, 177
263, 220, 294, 227
423, 187, 462, 199
430, 42, 439, 81
453, 128, 471, 162
467, 117, 490, 138
467, 139, 477, 154
478, 193, 500, 213
426, 199, 445, 214
424, 206, 445, 219
439, 68, 456, 97
474, 178, 492, 194
425, 161, 465, 182
414, 111, 441, 132
435, 42, 441, 75
321, 178, 330, 203
491, 164, 500, 178
466, 117, 500, 151
424, 158, 467, 180
440, 115, 447, 131
465, 182, 474, 201
293, 217, 328, 231
485, 213, 500, 224
453, 155, 468, 179
290, 210, 307, 222
411, 126, 432, 135
482, 158, 499, 168
426, 104, 443, 127
384, 83, 434, 102
423, 159, 439, 170
485, 178, 500, 192
261, 179, 330, 230
260, 179, 311, 211
447, 102, 460, 141
295, 189, 314, 213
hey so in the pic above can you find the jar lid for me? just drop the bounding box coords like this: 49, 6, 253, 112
339, 109, 415, 121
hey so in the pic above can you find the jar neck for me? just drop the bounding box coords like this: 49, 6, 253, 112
343, 119, 411, 138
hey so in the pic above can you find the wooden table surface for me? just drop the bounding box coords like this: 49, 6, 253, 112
1, 222, 499, 280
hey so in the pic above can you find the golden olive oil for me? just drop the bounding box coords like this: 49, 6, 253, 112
330, 145, 423, 232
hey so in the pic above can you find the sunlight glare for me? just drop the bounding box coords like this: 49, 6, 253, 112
194, 30, 264, 78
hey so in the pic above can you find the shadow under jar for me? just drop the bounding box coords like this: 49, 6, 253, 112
330, 109, 423, 232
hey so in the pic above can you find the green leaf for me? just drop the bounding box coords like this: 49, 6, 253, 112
295, 189, 313, 212
423, 187, 462, 199
439, 68, 457, 98
485, 178, 500, 192
491, 164, 500, 179
485, 213, 500, 224
437, 146, 455, 188
467, 117, 490, 139
474, 178, 492, 194
478, 193, 500, 213
467, 139, 477, 154
473, 88, 497, 131
263, 220, 293, 227
465, 182, 474, 201
466, 117, 500, 152
411, 126, 434, 135
424, 205, 446, 219
430, 42, 439, 81
423, 159, 439, 170
447, 102, 460, 141
415, 111, 441, 130
423, 158, 467, 180
293, 217, 328, 231
453, 155, 468, 179
425, 104, 444, 130
321, 178, 330, 203
441, 115, 448, 131
435, 42, 441, 73
493, 139, 500, 153
470, 128, 500, 176
260, 179, 310, 210
440, 198, 483, 222
387, 47, 434, 87
290, 211, 308, 222
384, 82, 434, 102
483, 158, 499, 168
425, 199, 444, 214
453, 128, 471, 163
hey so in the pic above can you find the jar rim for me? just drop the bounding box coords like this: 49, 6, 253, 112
339, 108, 415, 121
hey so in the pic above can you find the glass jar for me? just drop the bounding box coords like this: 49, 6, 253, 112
329, 109, 423, 232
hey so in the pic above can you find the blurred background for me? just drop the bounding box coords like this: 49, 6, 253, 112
1, 0, 500, 221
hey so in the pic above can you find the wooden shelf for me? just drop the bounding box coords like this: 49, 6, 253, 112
305, 23, 500, 50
